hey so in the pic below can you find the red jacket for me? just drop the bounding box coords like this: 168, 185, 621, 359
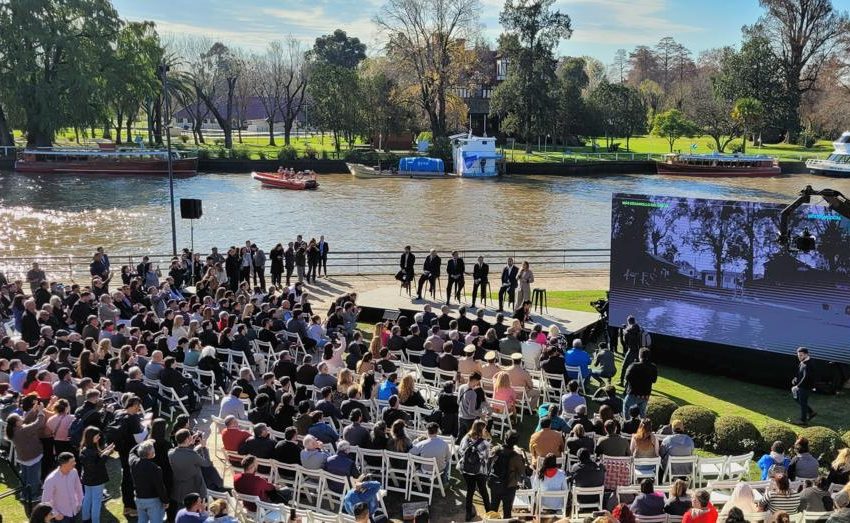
682, 503, 718, 523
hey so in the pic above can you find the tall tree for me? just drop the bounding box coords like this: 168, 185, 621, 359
248, 42, 288, 146
588, 81, 646, 150
655, 36, 679, 92
277, 37, 309, 146
308, 63, 360, 151
375, 0, 480, 137
757, 0, 850, 140
0, 0, 121, 146
185, 41, 243, 149
686, 79, 739, 153
490, 0, 572, 152
307, 29, 366, 69
359, 57, 415, 150
627, 45, 659, 86
610, 48, 628, 83
651, 109, 699, 152
731, 97, 765, 153
554, 57, 589, 142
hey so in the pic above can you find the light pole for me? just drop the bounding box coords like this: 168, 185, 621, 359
159, 63, 177, 257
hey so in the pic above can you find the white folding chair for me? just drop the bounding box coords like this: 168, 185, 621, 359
319, 470, 352, 513
635, 516, 668, 523
233, 492, 260, 520
571, 486, 605, 518
565, 365, 586, 394
538, 487, 570, 518
696, 456, 727, 486
271, 458, 298, 490
512, 488, 536, 518
707, 480, 740, 507
541, 372, 566, 403
408, 454, 445, 503
663, 455, 698, 485
800, 512, 832, 523
724, 452, 753, 481
616, 484, 641, 504
294, 465, 323, 508
634, 457, 662, 483
356, 447, 385, 482
383, 450, 410, 497
489, 399, 513, 439
255, 499, 283, 522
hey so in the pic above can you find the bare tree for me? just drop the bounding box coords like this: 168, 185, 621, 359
277, 37, 308, 146
248, 42, 290, 146
374, 0, 480, 137
757, 0, 850, 140
609, 48, 628, 83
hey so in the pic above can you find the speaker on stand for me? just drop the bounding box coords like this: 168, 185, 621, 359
180, 198, 203, 285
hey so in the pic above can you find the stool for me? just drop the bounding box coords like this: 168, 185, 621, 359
430, 276, 442, 300
532, 288, 548, 314
399, 278, 412, 297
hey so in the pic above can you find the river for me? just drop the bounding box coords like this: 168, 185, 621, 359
1, 170, 848, 259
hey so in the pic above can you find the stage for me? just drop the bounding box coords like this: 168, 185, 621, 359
354, 284, 601, 335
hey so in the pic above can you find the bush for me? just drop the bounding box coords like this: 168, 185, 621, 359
321, 150, 329, 160
257, 150, 267, 160
427, 136, 453, 165
232, 148, 251, 160
760, 423, 798, 454
303, 145, 318, 160
197, 148, 211, 160
842, 430, 850, 449
278, 145, 297, 161
797, 128, 817, 148
714, 416, 762, 454
645, 397, 678, 428
799, 426, 843, 464
670, 405, 716, 447
215, 147, 229, 159
213, 138, 225, 146
343, 149, 398, 168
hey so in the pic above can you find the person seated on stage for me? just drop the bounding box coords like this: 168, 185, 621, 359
415, 249, 441, 300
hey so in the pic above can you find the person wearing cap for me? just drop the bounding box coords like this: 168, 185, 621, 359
458, 345, 482, 377
480, 350, 501, 383
506, 352, 539, 408
660, 419, 695, 475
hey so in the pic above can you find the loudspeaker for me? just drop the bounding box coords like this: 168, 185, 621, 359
180, 198, 202, 219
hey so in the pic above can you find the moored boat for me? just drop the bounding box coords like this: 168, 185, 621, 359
656, 152, 781, 177
450, 133, 503, 177
14, 147, 198, 175
252, 170, 318, 190
806, 131, 850, 178
347, 156, 449, 179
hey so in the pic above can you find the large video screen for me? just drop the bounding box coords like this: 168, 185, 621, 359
609, 193, 850, 364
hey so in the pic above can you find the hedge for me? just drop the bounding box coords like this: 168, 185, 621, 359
843, 430, 850, 449
799, 426, 844, 464
760, 423, 798, 454
714, 416, 762, 454
645, 396, 679, 428
671, 405, 716, 446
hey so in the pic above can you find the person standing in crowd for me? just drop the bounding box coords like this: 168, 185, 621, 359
129, 439, 169, 523
169, 429, 211, 520
623, 348, 657, 418
225, 247, 240, 292
488, 429, 526, 519
446, 251, 465, 306
791, 347, 816, 425
239, 246, 253, 285
114, 396, 149, 517
619, 315, 642, 384
80, 427, 113, 523
284, 242, 296, 287
41, 452, 83, 522
27, 262, 46, 294
416, 249, 441, 300
269, 243, 284, 287
252, 244, 266, 291
515, 261, 534, 307
306, 239, 320, 284
295, 242, 307, 283
471, 256, 489, 309
457, 371, 488, 444
458, 419, 492, 521
498, 258, 518, 312
318, 235, 330, 278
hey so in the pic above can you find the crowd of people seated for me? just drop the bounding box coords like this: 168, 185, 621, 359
1, 243, 849, 523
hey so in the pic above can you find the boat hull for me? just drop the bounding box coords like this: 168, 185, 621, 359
346, 163, 448, 179
252, 171, 319, 190
806, 160, 850, 178
14, 158, 198, 175
656, 162, 781, 177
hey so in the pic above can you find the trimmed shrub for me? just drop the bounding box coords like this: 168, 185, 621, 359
278, 145, 297, 161
257, 151, 267, 160
714, 416, 762, 454
799, 426, 843, 464
842, 430, 850, 448
760, 423, 798, 454
670, 405, 716, 447
645, 397, 678, 428
197, 148, 211, 160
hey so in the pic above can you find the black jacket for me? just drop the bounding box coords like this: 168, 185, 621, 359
239, 436, 275, 459
473, 263, 489, 282
400, 252, 415, 277
501, 265, 519, 288
624, 361, 658, 396
422, 255, 441, 277
447, 258, 465, 279
80, 446, 110, 486
273, 440, 302, 465
795, 359, 815, 389
129, 446, 168, 502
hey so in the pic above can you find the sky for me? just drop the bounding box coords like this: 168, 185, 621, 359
112, 0, 843, 63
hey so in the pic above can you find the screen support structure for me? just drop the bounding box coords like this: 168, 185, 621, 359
778, 186, 850, 251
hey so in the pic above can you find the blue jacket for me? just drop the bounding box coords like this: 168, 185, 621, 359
758, 453, 790, 480
376, 380, 398, 401
308, 422, 340, 444
565, 348, 591, 380
175, 509, 207, 523
343, 480, 382, 515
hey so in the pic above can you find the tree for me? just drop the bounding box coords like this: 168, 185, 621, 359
375, 0, 480, 137
627, 45, 659, 86
490, 0, 572, 152
757, 0, 850, 140
307, 29, 366, 69
655, 36, 679, 92
651, 109, 699, 152
359, 57, 415, 150
308, 62, 360, 151
686, 78, 739, 153
0, 0, 121, 146
731, 97, 765, 153
610, 48, 628, 83
638, 79, 664, 119
248, 42, 287, 146
587, 82, 646, 150
554, 57, 589, 142
277, 37, 309, 146
186, 41, 243, 149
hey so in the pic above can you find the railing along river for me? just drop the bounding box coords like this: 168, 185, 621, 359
0, 248, 610, 284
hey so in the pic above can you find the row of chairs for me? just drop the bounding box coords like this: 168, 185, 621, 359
208, 487, 384, 523
484, 513, 840, 523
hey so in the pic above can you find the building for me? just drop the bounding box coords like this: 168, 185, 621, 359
700, 270, 744, 290
451, 51, 506, 137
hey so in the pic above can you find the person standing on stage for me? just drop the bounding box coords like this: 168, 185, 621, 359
284, 242, 296, 287
295, 243, 307, 283
516, 261, 534, 307
318, 235, 330, 278
498, 258, 519, 312
471, 256, 489, 309
416, 249, 441, 300
446, 251, 465, 306
270, 243, 284, 287
791, 347, 817, 425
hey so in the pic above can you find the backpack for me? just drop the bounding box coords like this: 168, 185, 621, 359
487, 450, 509, 487
68, 409, 99, 447
641, 329, 652, 348
104, 414, 129, 447
461, 439, 484, 475
767, 462, 786, 479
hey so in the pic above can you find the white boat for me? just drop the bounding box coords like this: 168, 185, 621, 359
806, 131, 850, 178
450, 132, 503, 177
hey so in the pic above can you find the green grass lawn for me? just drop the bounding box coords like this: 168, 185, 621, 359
547, 290, 607, 313
501, 135, 834, 163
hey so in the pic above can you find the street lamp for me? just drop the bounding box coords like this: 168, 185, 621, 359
158, 63, 177, 257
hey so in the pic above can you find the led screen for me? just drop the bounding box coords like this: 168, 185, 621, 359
608, 193, 850, 363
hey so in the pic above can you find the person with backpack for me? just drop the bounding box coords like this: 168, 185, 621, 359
619, 316, 643, 386
488, 430, 527, 519
758, 441, 791, 480
111, 395, 148, 518
456, 371, 489, 445
458, 419, 492, 521
79, 426, 114, 523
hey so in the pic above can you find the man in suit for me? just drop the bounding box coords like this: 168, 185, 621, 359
318, 235, 329, 278
416, 249, 441, 300
792, 347, 817, 425
396, 246, 416, 287
498, 257, 519, 312
445, 251, 465, 306
284, 242, 295, 287
471, 256, 489, 309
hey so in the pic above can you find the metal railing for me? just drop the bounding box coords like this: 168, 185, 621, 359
0, 247, 610, 284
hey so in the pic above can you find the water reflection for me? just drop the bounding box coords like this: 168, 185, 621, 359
0, 170, 848, 257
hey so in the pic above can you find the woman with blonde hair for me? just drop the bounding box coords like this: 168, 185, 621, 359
356, 352, 375, 375
171, 314, 188, 340
333, 368, 355, 406
720, 482, 758, 516
96, 338, 112, 361
548, 324, 561, 340
369, 323, 383, 358
241, 303, 255, 322
397, 373, 426, 408
630, 419, 659, 462
664, 478, 692, 515
828, 447, 850, 485
492, 371, 516, 414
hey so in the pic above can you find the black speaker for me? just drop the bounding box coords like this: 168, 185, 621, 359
180, 198, 202, 219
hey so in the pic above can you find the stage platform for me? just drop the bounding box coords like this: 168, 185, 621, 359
355, 284, 601, 334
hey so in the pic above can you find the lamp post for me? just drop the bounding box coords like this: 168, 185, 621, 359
159, 63, 177, 257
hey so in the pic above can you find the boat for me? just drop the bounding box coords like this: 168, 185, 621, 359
450, 132, 503, 177
656, 152, 781, 177
14, 146, 198, 175
252, 169, 319, 190
806, 131, 850, 177
347, 156, 448, 179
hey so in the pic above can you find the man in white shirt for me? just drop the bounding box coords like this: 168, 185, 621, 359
410, 422, 452, 482
219, 385, 247, 420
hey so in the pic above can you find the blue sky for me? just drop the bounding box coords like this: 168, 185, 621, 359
111, 0, 836, 62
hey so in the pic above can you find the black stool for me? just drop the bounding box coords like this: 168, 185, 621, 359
532, 288, 548, 314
